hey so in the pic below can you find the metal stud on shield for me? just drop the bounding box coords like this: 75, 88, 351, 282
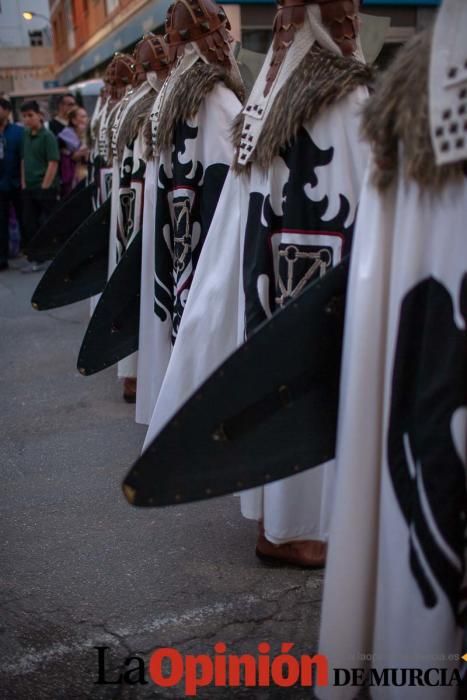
122, 257, 349, 507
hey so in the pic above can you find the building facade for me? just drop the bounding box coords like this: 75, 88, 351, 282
0, 0, 55, 94
50, 0, 441, 85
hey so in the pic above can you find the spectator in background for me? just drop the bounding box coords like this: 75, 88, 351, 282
58, 106, 90, 197
20, 100, 59, 273
0, 97, 23, 272
49, 93, 76, 137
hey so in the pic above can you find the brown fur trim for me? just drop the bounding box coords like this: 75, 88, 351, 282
116, 87, 157, 160
91, 117, 100, 142
106, 101, 122, 151
155, 60, 245, 150
232, 44, 373, 173
91, 101, 103, 141
363, 29, 465, 190
143, 113, 154, 161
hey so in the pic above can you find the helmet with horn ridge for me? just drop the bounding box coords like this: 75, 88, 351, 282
133, 33, 171, 85
164, 0, 233, 67
105, 53, 136, 99
265, 0, 360, 95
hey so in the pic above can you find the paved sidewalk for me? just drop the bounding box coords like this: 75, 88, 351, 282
0, 266, 323, 699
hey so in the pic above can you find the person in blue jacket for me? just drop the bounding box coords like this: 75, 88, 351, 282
0, 97, 23, 271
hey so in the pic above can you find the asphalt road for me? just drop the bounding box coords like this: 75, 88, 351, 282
0, 264, 323, 699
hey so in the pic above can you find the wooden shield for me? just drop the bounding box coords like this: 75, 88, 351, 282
31, 197, 111, 311
122, 257, 349, 507
27, 182, 96, 262
77, 230, 142, 376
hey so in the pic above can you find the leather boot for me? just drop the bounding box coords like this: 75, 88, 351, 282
123, 377, 137, 403
256, 521, 326, 568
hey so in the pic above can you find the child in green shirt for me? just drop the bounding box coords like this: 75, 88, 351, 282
20, 100, 59, 271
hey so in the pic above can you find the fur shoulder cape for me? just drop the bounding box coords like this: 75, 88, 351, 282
154, 60, 245, 151
232, 44, 373, 173
363, 28, 466, 191
116, 87, 157, 162
105, 101, 123, 154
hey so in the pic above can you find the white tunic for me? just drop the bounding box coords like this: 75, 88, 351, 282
142, 87, 369, 546
318, 161, 467, 699
136, 82, 242, 425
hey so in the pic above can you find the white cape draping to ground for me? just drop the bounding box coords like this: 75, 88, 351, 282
136, 83, 241, 425
142, 87, 369, 545
318, 162, 467, 699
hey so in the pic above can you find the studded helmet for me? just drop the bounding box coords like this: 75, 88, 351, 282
103, 53, 135, 100
265, 0, 360, 95
317, 0, 360, 56
133, 33, 171, 84
114, 52, 136, 85
103, 57, 117, 85
164, 0, 233, 67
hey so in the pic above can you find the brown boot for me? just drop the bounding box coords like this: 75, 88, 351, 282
255, 528, 326, 569
123, 377, 137, 403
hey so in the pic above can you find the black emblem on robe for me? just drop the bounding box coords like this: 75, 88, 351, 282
117, 143, 146, 259
388, 275, 467, 623
243, 128, 355, 336
92, 155, 105, 208
154, 122, 228, 342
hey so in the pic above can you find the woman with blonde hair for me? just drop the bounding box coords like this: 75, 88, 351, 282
58, 106, 89, 197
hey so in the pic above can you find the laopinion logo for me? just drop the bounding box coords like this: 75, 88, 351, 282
94, 644, 466, 696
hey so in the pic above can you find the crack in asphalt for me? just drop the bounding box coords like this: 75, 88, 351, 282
1, 586, 316, 677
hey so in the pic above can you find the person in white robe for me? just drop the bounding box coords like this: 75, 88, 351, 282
109, 38, 171, 403
88, 58, 128, 317
94, 57, 132, 207
318, 0, 467, 696
104, 53, 144, 400
141, 0, 372, 567
134, 0, 244, 425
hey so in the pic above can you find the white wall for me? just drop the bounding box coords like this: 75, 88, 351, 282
0, 0, 51, 48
